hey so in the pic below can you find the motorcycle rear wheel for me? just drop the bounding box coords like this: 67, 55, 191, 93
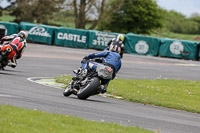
77, 77, 100, 100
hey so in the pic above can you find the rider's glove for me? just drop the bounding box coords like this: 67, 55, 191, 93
81, 56, 88, 63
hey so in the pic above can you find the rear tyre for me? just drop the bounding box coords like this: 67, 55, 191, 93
77, 77, 100, 100
0, 55, 3, 62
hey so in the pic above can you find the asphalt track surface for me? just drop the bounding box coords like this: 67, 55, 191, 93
0, 43, 200, 133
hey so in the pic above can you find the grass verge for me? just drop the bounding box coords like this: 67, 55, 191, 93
0, 105, 153, 133
151, 32, 200, 41
56, 75, 200, 113
0, 15, 15, 22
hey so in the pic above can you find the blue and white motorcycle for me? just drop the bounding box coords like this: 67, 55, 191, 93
63, 59, 113, 100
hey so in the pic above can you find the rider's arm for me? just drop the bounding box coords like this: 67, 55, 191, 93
16, 40, 27, 59
0, 34, 17, 44
107, 39, 112, 47
120, 43, 125, 58
106, 38, 115, 50
85, 50, 109, 59
0, 36, 10, 44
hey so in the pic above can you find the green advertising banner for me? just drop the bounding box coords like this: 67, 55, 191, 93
0, 21, 18, 35
54, 27, 89, 49
125, 33, 160, 56
20, 22, 56, 45
199, 42, 200, 59
159, 38, 199, 60
88, 30, 118, 50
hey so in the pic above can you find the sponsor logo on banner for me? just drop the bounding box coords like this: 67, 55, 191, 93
0, 25, 7, 35
92, 32, 116, 46
170, 41, 184, 55
57, 32, 87, 43
28, 27, 51, 37
135, 41, 149, 54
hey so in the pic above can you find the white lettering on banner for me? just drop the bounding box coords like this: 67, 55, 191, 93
135, 40, 149, 54
170, 41, 184, 55
0, 25, 7, 35
28, 27, 51, 37
57, 32, 86, 43
93, 32, 116, 46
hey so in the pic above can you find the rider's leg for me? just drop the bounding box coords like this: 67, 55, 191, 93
100, 79, 110, 94
7, 51, 17, 68
8, 56, 17, 68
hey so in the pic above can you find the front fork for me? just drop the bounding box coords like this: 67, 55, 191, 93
68, 81, 79, 95
70, 76, 89, 95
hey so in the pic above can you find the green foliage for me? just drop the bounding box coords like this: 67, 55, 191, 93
0, 105, 153, 133
56, 75, 200, 113
164, 10, 200, 34
48, 10, 76, 27
33, 0, 65, 24
10, 0, 65, 24
188, 16, 200, 33
10, 0, 35, 23
98, 0, 165, 34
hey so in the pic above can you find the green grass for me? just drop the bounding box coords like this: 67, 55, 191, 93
48, 18, 75, 28
0, 105, 153, 133
0, 15, 15, 22
56, 75, 200, 113
151, 32, 200, 41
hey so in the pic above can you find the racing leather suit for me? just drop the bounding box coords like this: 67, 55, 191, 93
0, 35, 27, 68
107, 38, 125, 58
81, 50, 121, 93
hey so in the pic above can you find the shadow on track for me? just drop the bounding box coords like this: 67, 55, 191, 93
0, 69, 23, 76
0, 72, 17, 76
65, 96, 112, 104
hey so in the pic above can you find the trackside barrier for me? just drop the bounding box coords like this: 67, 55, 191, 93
0, 21, 18, 36
159, 38, 199, 60
54, 27, 89, 49
88, 30, 118, 50
125, 33, 160, 56
198, 42, 200, 60
20, 22, 56, 45
2, 21, 198, 61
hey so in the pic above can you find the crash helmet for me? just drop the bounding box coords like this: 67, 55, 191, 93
116, 34, 125, 42
18, 30, 28, 39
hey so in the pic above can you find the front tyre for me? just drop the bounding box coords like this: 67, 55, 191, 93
63, 82, 73, 97
77, 77, 100, 100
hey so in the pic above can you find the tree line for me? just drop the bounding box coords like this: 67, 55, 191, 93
1, 0, 200, 35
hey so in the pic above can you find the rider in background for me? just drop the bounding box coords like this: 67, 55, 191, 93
106, 34, 125, 58
0, 30, 28, 68
74, 34, 125, 94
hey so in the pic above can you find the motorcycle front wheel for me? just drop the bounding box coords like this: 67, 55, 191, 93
63, 82, 73, 97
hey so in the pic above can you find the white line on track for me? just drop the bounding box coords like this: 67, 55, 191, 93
0, 93, 15, 98
27, 77, 64, 90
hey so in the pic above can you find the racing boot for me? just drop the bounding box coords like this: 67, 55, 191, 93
99, 84, 107, 94
7, 61, 16, 68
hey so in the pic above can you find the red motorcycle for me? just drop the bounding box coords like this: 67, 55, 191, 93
0, 44, 15, 70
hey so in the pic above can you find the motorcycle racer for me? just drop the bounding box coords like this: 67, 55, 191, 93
0, 30, 28, 68
106, 34, 125, 58
74, 41, 123, 94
